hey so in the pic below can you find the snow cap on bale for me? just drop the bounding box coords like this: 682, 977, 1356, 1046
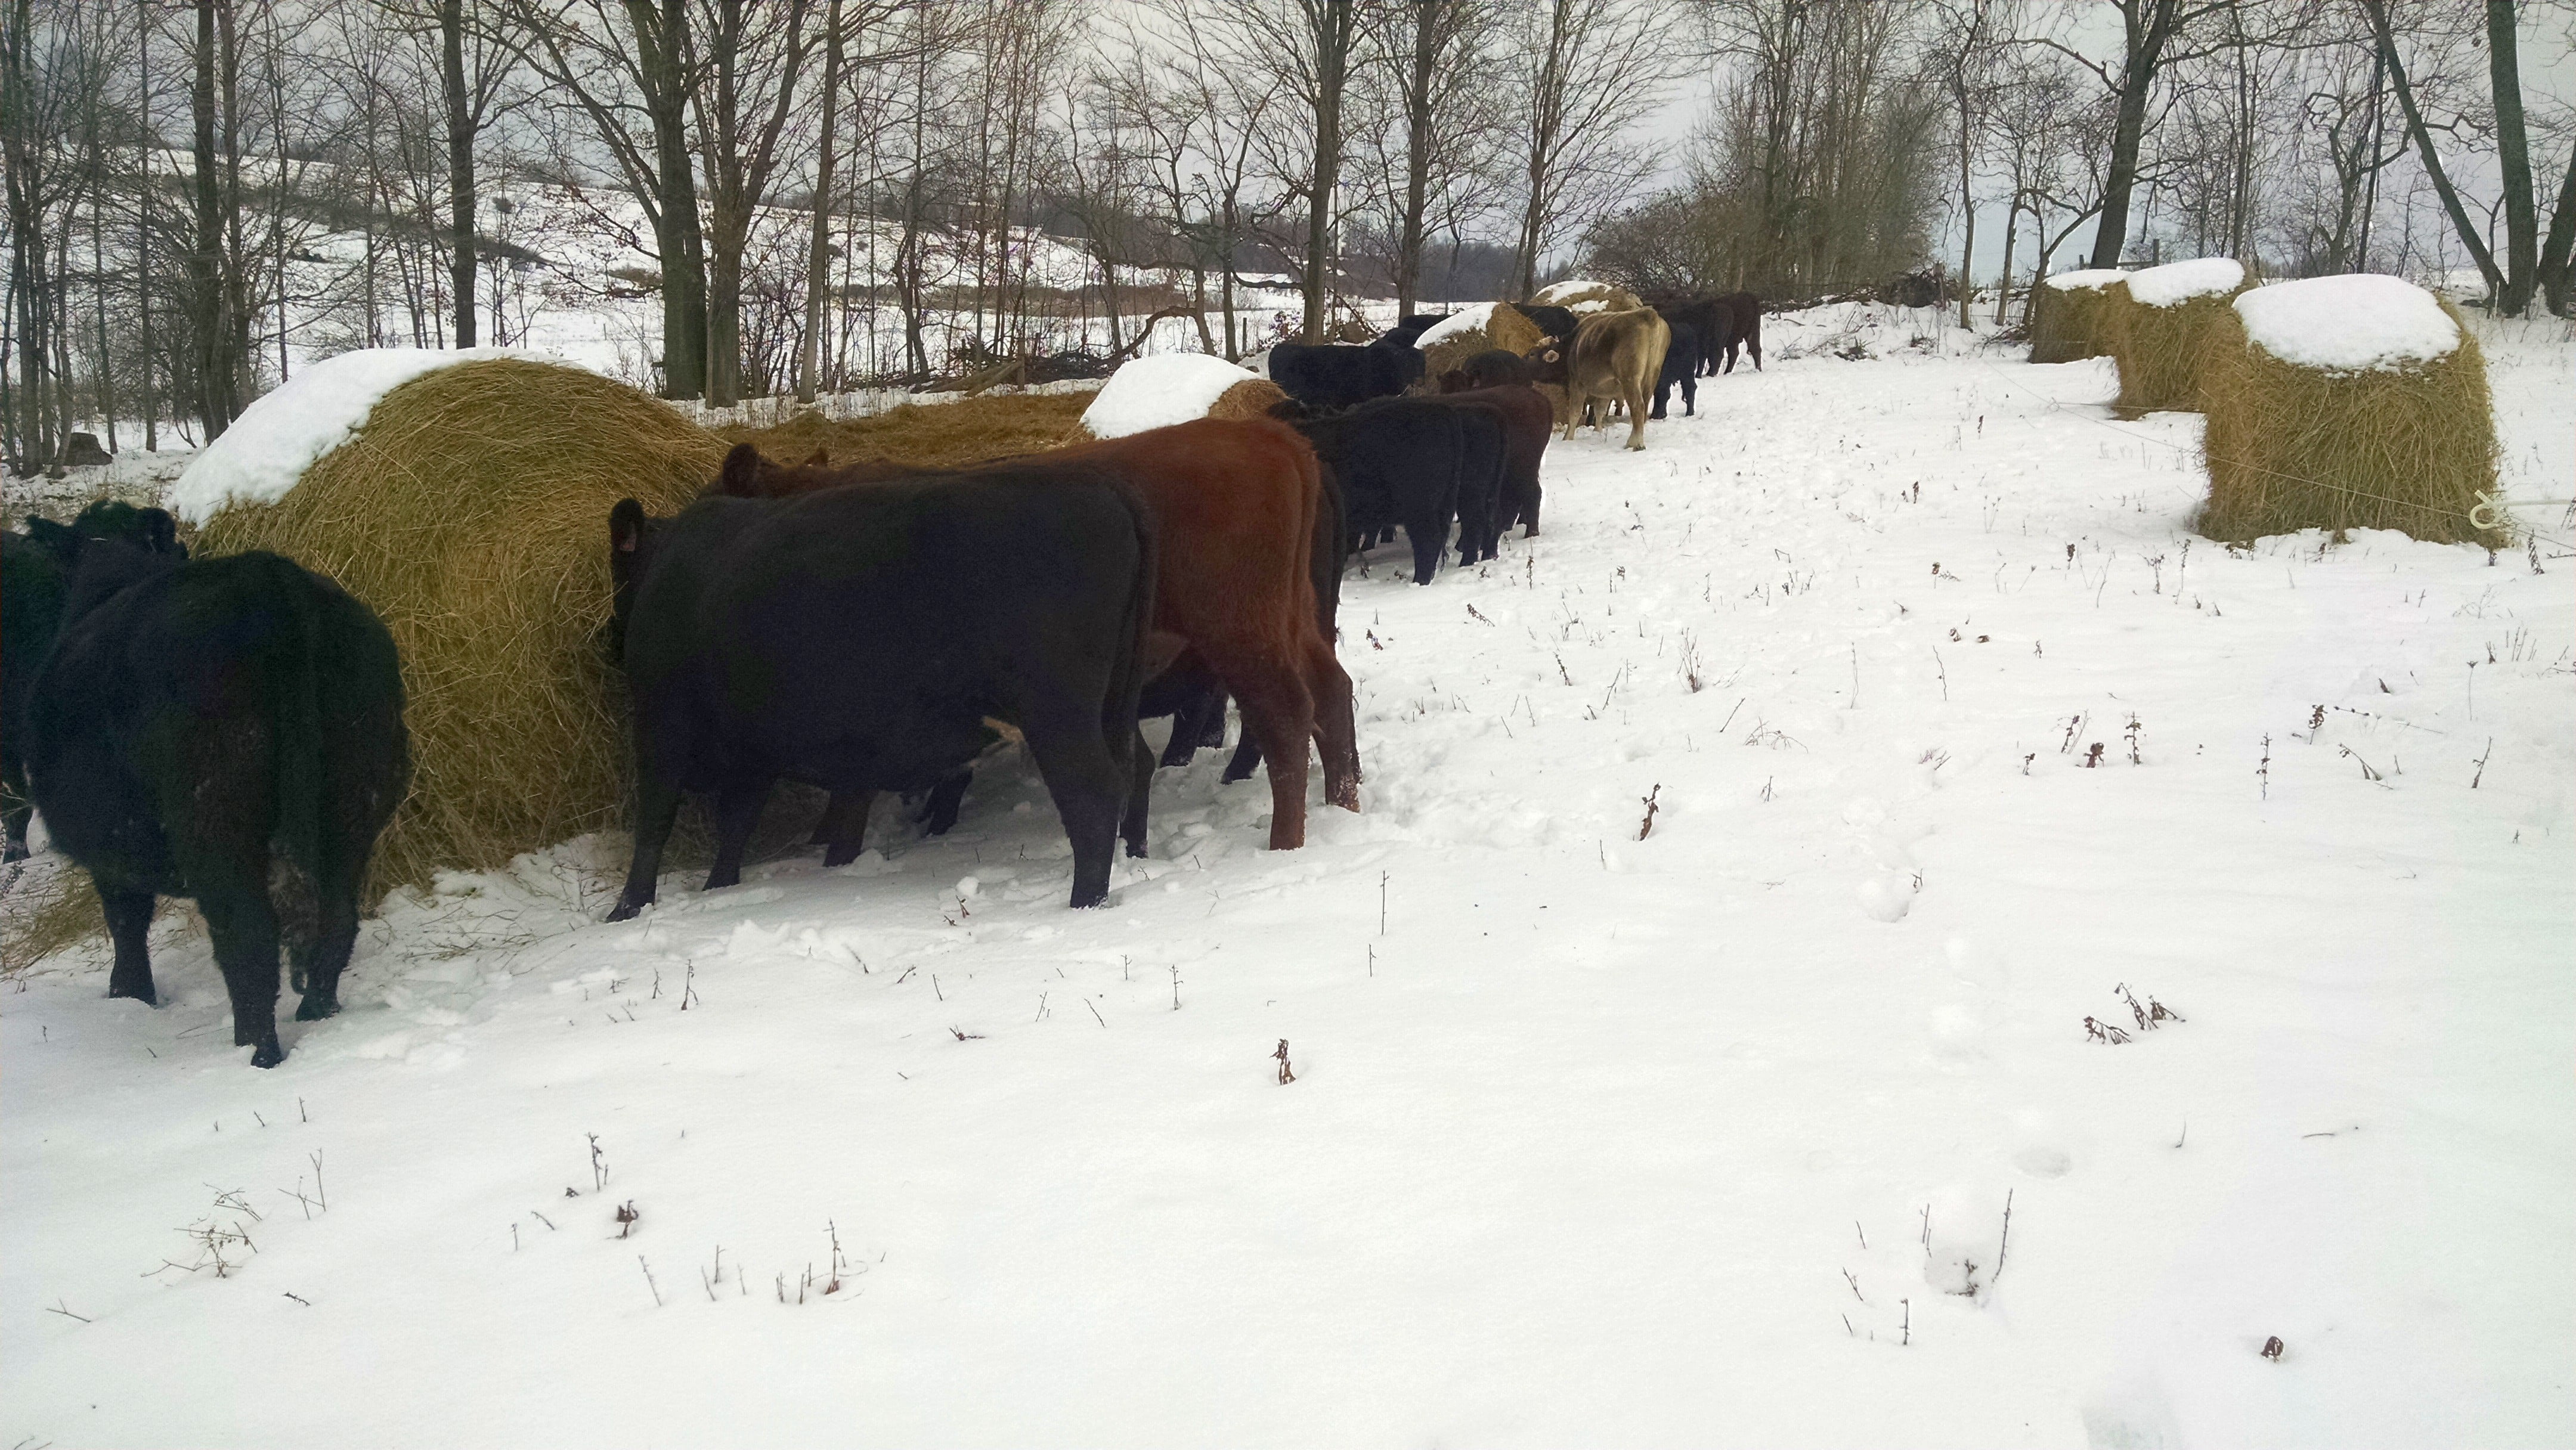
1530, 279, 1643, 313
2100, 258, 2250, 414
190, 357, 728, 893
1080, 353, 1260, 439
1415, 301, 1546, 388
169, 347, 527, 522
2196, 274, 2501, 547
2029, 270, 2128, 364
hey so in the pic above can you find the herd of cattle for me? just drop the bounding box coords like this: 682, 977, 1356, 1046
0, 287, 1766, 1068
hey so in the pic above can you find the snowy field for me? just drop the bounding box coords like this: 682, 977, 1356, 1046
4, 307, 2570, 1448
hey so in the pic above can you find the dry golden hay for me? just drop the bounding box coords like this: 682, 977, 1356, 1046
2028, 270, 2126, 364
1206, 377, 1289, 421
2101, 260, 2249, 416
192, 359, 728, 893
1417, 303, 1546, 389
2195, 298, 2504, 549
722, 390, 1098, 467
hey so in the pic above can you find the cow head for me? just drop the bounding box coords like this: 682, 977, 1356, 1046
1521, 337, 1568, 385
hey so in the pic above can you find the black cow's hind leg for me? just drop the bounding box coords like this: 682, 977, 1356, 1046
1122, 730, 1154, 858
704, 775, 773, 892
821, 789, 878, 869
99, 886, 158, 1005
918, 772, 969, 835
197, 879, 285, 1068
610, 775, 685, 921
1024, 711, 1128, 908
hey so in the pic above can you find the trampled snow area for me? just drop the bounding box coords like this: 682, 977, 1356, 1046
165, 347, 540, 522
2126, 258, 2246, 308
1079, 352, 1259, 438
2236, 274, 2463, 371
5, 306, 2571, 1449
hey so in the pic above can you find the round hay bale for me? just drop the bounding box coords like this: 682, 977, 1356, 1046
191, 358, 727, 891
2101, 258, 2248, 415
1416, 302, 1546, 389
2029, 268, 2126, 363
1206, 377, 1289, 420
2196, 275, 2503, 548
1530, 279, 1644, 314
1078, 353, 1260, 438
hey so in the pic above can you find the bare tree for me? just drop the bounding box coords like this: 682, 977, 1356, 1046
1508, 0, 1682, 296
1358, 0, 1508, 315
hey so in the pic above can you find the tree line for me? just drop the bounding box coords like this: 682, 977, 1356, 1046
1, 0, 2569, 472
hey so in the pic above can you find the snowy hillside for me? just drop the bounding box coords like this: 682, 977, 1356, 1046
2, 306, 2569, 1448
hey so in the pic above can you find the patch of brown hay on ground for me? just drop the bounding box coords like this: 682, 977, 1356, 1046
192, 358, 728, 894
2103, 281, 2246, 416
2029, 278, 2120, 364
722, 391, 1098, 468
2196, 303, 2504, 548
1419, 305, 1545, 389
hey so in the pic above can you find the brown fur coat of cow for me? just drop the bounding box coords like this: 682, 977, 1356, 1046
1563, 308, 1671, 450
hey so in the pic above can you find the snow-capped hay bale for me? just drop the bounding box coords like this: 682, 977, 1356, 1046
1416, 301, 1545, 388
723, 391, 1097, 467
190, 357, 727, 891
1530, 279, 1643, 314
2029, 269, 2126, 363
1206, 377, 1289, 420
1079, 353, 1259, 439
2102, 258, 2247, 415
2196, 274, 2503, 548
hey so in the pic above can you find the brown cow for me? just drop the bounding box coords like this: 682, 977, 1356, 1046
1562, 308, 1670, 450
720, 419, 1359, 853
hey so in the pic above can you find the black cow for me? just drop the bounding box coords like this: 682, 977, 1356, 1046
1457, 349, 1532, 387
608, 455, 1155, 915
25, 545, 408, 1068
1710, 292, 1764, 373
4, 503, 190, 862
1509, 302, 1579, 351
1268, 340, 1425, 411
1652, 321, 1700, 419
1273, 396, 1481, 585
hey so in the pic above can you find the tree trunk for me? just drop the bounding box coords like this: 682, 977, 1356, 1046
1301, 0, 1353, 340
2087, 0, 2176, 271
635, 2, 707, 399
442, 0, 477, 347
2486, 0, 2535, 315
1394, 2, 1436, 317
1995, 195, 2018, 327
796, 0, 843, 403
137, 6, 157, 450
189, 0, 236, 436
2534, 142, 2576, 317
2361, 0, 2503, 303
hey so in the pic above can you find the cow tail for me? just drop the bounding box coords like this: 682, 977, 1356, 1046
270, 568, 330, 888
1107, 486, 1158, 743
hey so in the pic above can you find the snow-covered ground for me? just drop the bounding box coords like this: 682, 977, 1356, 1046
4, 305, 2569, 1449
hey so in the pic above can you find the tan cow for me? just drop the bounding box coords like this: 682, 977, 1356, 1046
1561, 307, 1670, 450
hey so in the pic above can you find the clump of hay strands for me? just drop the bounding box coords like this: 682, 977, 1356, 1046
1418, 305, 1545, 390
722, 390, 1097, 466
2195, 303, 2505, 548
2103, 278, 2248, 416
2028, 274, 2123, 364
191, 359, 727, 893
1206, 377, 1289, 422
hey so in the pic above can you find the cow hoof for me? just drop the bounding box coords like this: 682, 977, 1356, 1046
250, 1039, 284, 1069
107, 983, 157, 1006
295, 993, 340, 1022
822, 844, 860, 869
606, 897, 645, 923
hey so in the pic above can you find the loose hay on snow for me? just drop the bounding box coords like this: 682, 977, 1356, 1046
723, 390, 1098, 466
2102, 271, 2248, 416
2196, 302, 2504, 548
191, 359, 728, 894
2028, 272, 2124, 364
1418, 304, 1546, 389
